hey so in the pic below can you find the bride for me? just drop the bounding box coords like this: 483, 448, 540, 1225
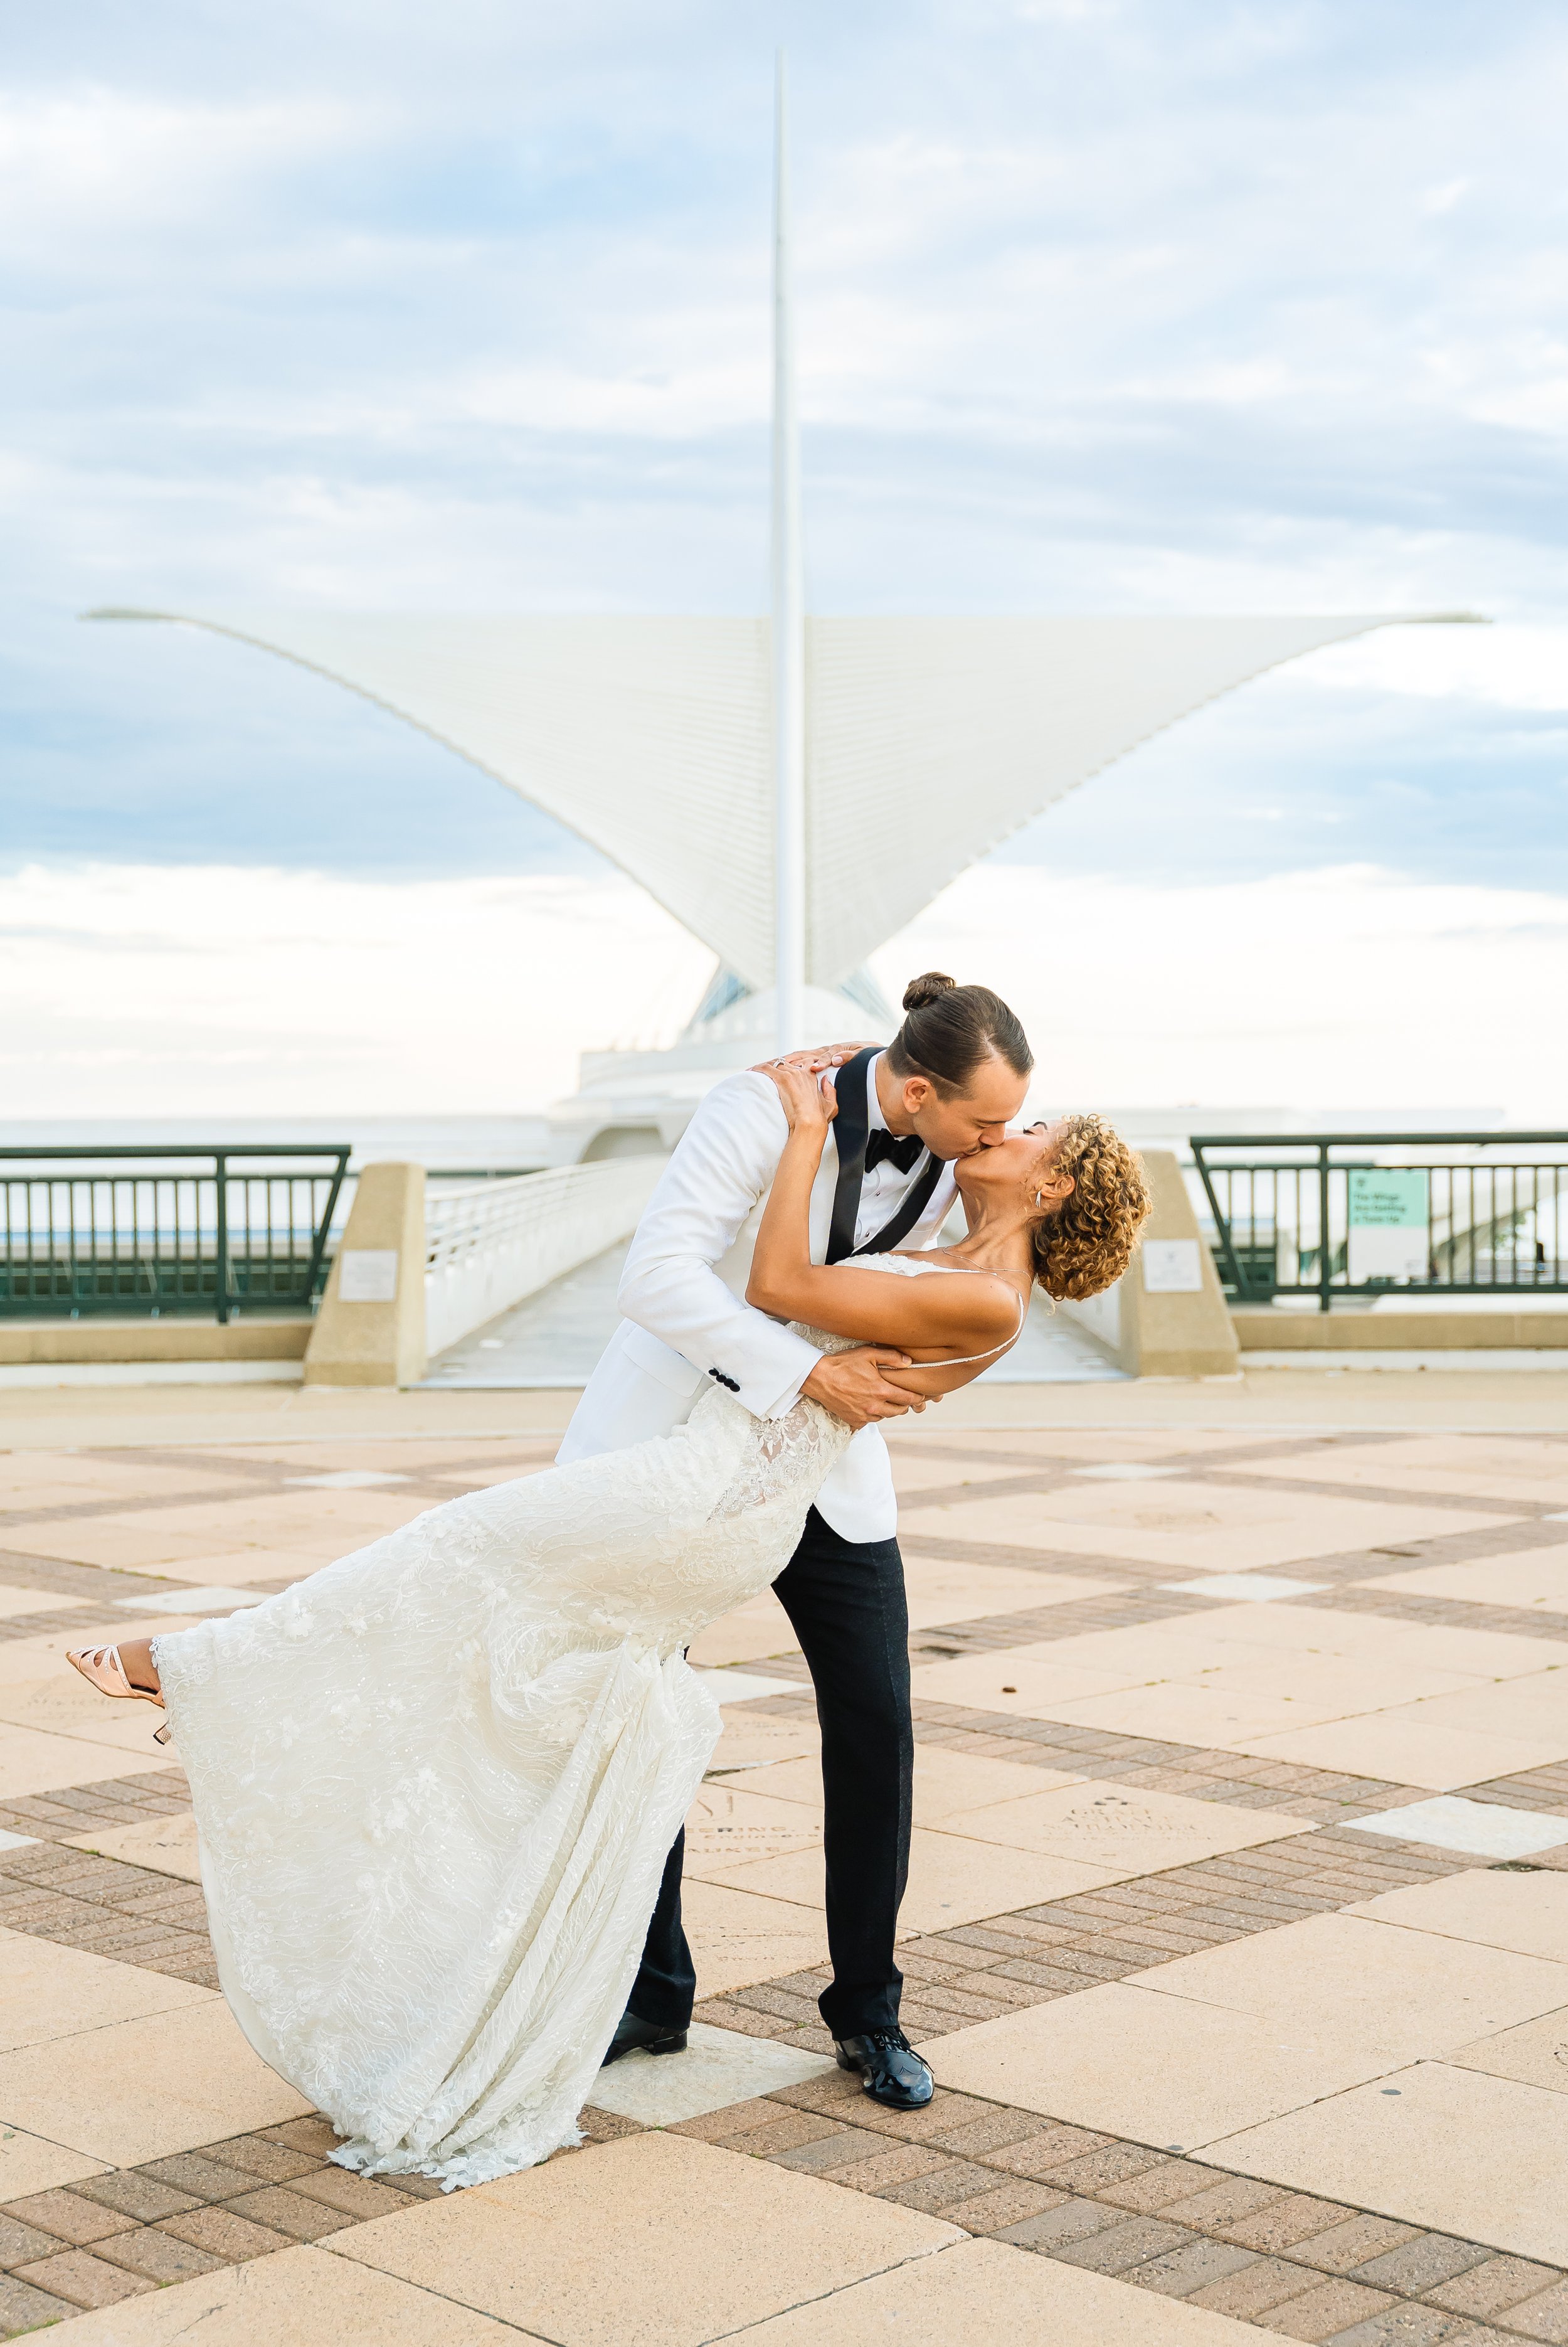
66, 1065, 1148, 2190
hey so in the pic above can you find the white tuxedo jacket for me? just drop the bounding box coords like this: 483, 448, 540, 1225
557, 1064, 958, 1541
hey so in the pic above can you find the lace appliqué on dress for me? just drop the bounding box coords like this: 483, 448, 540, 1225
152, 1331, 854, 2193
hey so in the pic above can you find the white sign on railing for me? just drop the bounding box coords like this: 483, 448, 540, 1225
423, 1158, 665, 1360
1347, 1169, 1430, 1283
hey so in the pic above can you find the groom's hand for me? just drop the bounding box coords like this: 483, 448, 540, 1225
802, 1348, 926, 1429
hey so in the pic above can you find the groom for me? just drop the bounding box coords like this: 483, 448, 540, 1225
558, 977, 1034, 2108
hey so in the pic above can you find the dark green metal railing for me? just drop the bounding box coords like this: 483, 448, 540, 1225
1191, 1133, 1568, 1313
0, 1147, 350, 1323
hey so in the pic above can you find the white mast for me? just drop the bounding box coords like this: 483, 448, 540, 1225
771, 52, 806, 1053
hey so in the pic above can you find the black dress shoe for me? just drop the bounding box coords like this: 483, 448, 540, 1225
834, 2028, 935, 2110
600, 2009, 689, 2067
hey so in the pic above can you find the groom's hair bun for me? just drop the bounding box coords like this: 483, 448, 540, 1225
888, 974, 1033, 1097
901, 972, 956, 1012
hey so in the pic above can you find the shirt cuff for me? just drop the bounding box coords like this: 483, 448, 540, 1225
739, 1330, 824, 1422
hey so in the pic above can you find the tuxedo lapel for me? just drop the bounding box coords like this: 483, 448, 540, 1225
827, 1048, 945, 1262
826, 1048, 876, 1264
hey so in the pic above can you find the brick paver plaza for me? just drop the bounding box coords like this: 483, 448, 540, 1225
1, 1382, 1568, 2341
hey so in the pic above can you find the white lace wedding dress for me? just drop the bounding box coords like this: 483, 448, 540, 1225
154, 1262, 1007, 2190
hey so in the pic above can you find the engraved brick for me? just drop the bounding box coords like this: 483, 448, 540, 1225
1291, 2214, 1424, 2272
1323, 2310, 1510, 2344
693, 2001, 794, 2041
0, 2189, 136, 2245
982, 2124, 1115, 2178
1051, 2215, 1194, 2275
1126, 2236, 1259, 2298
947, 1925, 1068, 1957
945, 1971, 1044, 2008
133, 2152, 258, 2201
669, 2098, 784, 2142
769, 1968, 832, 1997
577, 2106, 642, 2143
0, 2274, 78, 2333
998, 2196, 1125, 2251
772, 2131, 890, 2176
1502, 2280, 1568, 2342
72, 2169, 202, 2222
157, 2206, 295, 2259
766, 2070, 869, 2116
720, 2112, 845, 2159
94, 2227, 228, 2283
896, 1952, 970, 1986
1049, 2144, 1172, 2193
0, 2213, 64, 2264
906, 1992, 1013, 2028
1259, 2277, 1398, 2340
880, 2159, 1000, 2215
953, 2179, 1070, 2234
260, 2116, 344, 2156
846, 2092, 997, 2144
1423, 2256, 1562, 2320
1105, 1925, 1217, 1956
201, 2134, 326, 2183
733, 1985, 820, 2026
993, 1959, 1102, 1991
12, 2249, 154, 2309
832, 2144, 953, 2193
1221, 2193, 1364, 2252
1010, 1948, 1131, 1983
1170, 2176, 1289, 2235
1351, 2236, 1493, 2293
1189, 2257, 1326, 2319
928, 2109, 1051, 2159
1096, 2159, 1229, 2214
289, 2169, 408, 2218
223, 2186, 352, 2240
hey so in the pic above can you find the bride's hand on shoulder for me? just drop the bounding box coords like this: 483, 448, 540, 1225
755, 1060, 838, 1132
763, 1041, 875, 1072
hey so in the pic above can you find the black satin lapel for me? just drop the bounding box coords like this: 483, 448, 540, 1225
825, 1047, 876, 1265
855, 1152, 945, 1257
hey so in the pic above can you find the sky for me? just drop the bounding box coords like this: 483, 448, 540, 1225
3, 1, 1567, 1118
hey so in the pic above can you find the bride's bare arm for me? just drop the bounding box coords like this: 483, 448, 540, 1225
747, 1068, 1017, 1388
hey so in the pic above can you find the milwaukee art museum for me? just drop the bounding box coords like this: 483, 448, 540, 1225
82, 606, 1470, 1159
90, 71, 1473, 1158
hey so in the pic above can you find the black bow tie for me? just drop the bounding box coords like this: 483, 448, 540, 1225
864, 1130, 925, 1176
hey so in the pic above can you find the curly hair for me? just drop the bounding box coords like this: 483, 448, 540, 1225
1029, 1114, 1151, 1301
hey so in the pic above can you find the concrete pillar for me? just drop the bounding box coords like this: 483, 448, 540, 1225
1115, 1149, 1241, 1378
302, 1163, 427, 1388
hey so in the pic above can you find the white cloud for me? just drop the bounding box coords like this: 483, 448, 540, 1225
0, 91, 381, 247
1422, 176, 1472, 215
873, 862, 1568, 1123
6, 856, 1565, 1127
0, 865, 712, 1116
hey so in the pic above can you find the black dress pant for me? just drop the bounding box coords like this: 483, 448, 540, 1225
626, 1504, 913, 2040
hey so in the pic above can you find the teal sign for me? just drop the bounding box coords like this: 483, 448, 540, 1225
1347, 1169, 1429, 1281
1348, 1169, 1429, 1228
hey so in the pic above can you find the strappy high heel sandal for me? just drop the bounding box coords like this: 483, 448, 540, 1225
67, 1644, 172, 1745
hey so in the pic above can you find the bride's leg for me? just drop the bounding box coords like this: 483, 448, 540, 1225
115, 1638, 162, 1697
